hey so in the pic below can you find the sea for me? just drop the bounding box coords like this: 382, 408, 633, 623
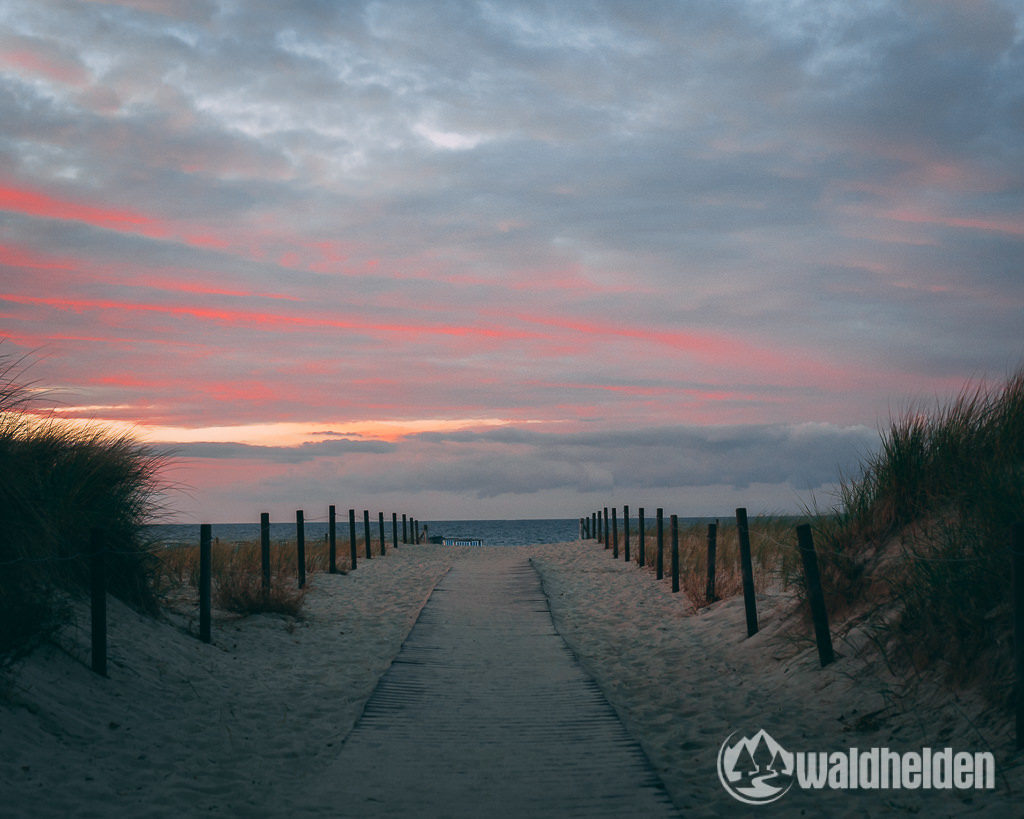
145, 518, 584, 549
145, 515, 726, 549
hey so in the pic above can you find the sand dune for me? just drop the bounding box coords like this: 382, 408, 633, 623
2, 542, 1020, 816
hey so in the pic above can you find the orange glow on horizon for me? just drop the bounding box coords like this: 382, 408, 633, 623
19, 414, 528, 447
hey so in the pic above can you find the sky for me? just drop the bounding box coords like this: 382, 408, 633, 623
1, 0, 1023, 524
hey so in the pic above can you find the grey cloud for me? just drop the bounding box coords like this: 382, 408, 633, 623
393, 422, 879, 498
171, 438, 394, 463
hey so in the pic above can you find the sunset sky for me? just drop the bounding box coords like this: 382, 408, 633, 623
2, 0, 1022, 523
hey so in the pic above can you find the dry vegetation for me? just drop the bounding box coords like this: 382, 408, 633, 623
629, 515, 802, 608
159, 533, 393, 618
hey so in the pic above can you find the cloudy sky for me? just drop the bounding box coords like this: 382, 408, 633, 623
2, 0, 1022, 523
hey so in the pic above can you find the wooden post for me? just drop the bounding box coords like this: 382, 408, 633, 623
637, 508, 646, 567
392, 512, 399, 550
736, 507, 758, 637
612, 507, 618, 559
623, 505, 630, 562
670, 514, 680, 593
378, 512, 386, 556
705, 522, 718, 604
593, 511, 598, 540
199, 523, 212, 643
363, 510, 372, 558
90, 528, 107, 677
603, 507, 610, 550
402, 514, 408, 543
329, 505, 337, 574
656, 508, 664, 580
296, 510, 306, 589
1013, 522, 1024, 749
260, 512, 271, 592
797, 524, 834, 667
349, 508, 358, 570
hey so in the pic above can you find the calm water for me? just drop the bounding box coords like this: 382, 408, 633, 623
145, 518, 584, 548
145, 515, 727, 548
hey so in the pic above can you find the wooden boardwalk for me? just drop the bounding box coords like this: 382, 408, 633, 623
322, 551, 680, 818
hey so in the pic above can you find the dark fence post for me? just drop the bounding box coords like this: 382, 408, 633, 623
379, 512, 386, 556
612, 507, 619, 559
603, 507, 610, 550
1013, 522, 1024, 749
329, 505, 337, 574
705, 522, 718, 605
363, 510, 372, 558
296, 510, 306, 589
656, 508, 664, 580
349, 508, 358, 570
637, 508, 646, 567
392, 512, 399, 550
796, 524, 834, 667
670, 514, 680, 593
736, 507, 759, 637
260, 512, 271, 592
593, 511, 598, 541
199, 523, 212, 643
623, 505, 630, 562
402, 514, 408, 544
90, 528, 107, 676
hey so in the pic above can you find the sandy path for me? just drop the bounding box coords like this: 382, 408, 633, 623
301, 549, 678, 818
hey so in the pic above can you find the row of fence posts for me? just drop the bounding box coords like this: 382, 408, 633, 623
583, 509, 1024, 748
581, 505, 846, 668
87, 509, 425, 676
580, 506, 769, 642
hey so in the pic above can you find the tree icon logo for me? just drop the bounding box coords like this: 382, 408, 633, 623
717, 729, 796, 805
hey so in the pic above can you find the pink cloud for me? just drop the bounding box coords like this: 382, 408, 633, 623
0, 46, 89, 86
0, 182, 168, 237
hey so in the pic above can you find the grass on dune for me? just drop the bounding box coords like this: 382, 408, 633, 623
0, 353, 168, 662
810, 368, 1024, 701
159, 532, 392, 617
630, 516, 802, 608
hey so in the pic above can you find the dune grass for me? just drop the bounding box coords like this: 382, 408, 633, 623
812, 368, 1024, 701
0, 354, 167, 662
159, 531, 392, 617
629, 515, 801, 608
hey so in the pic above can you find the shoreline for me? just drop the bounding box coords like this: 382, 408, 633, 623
2, 542, 1020, 816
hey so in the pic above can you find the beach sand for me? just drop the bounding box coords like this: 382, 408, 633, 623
2, 541, 1020, 816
